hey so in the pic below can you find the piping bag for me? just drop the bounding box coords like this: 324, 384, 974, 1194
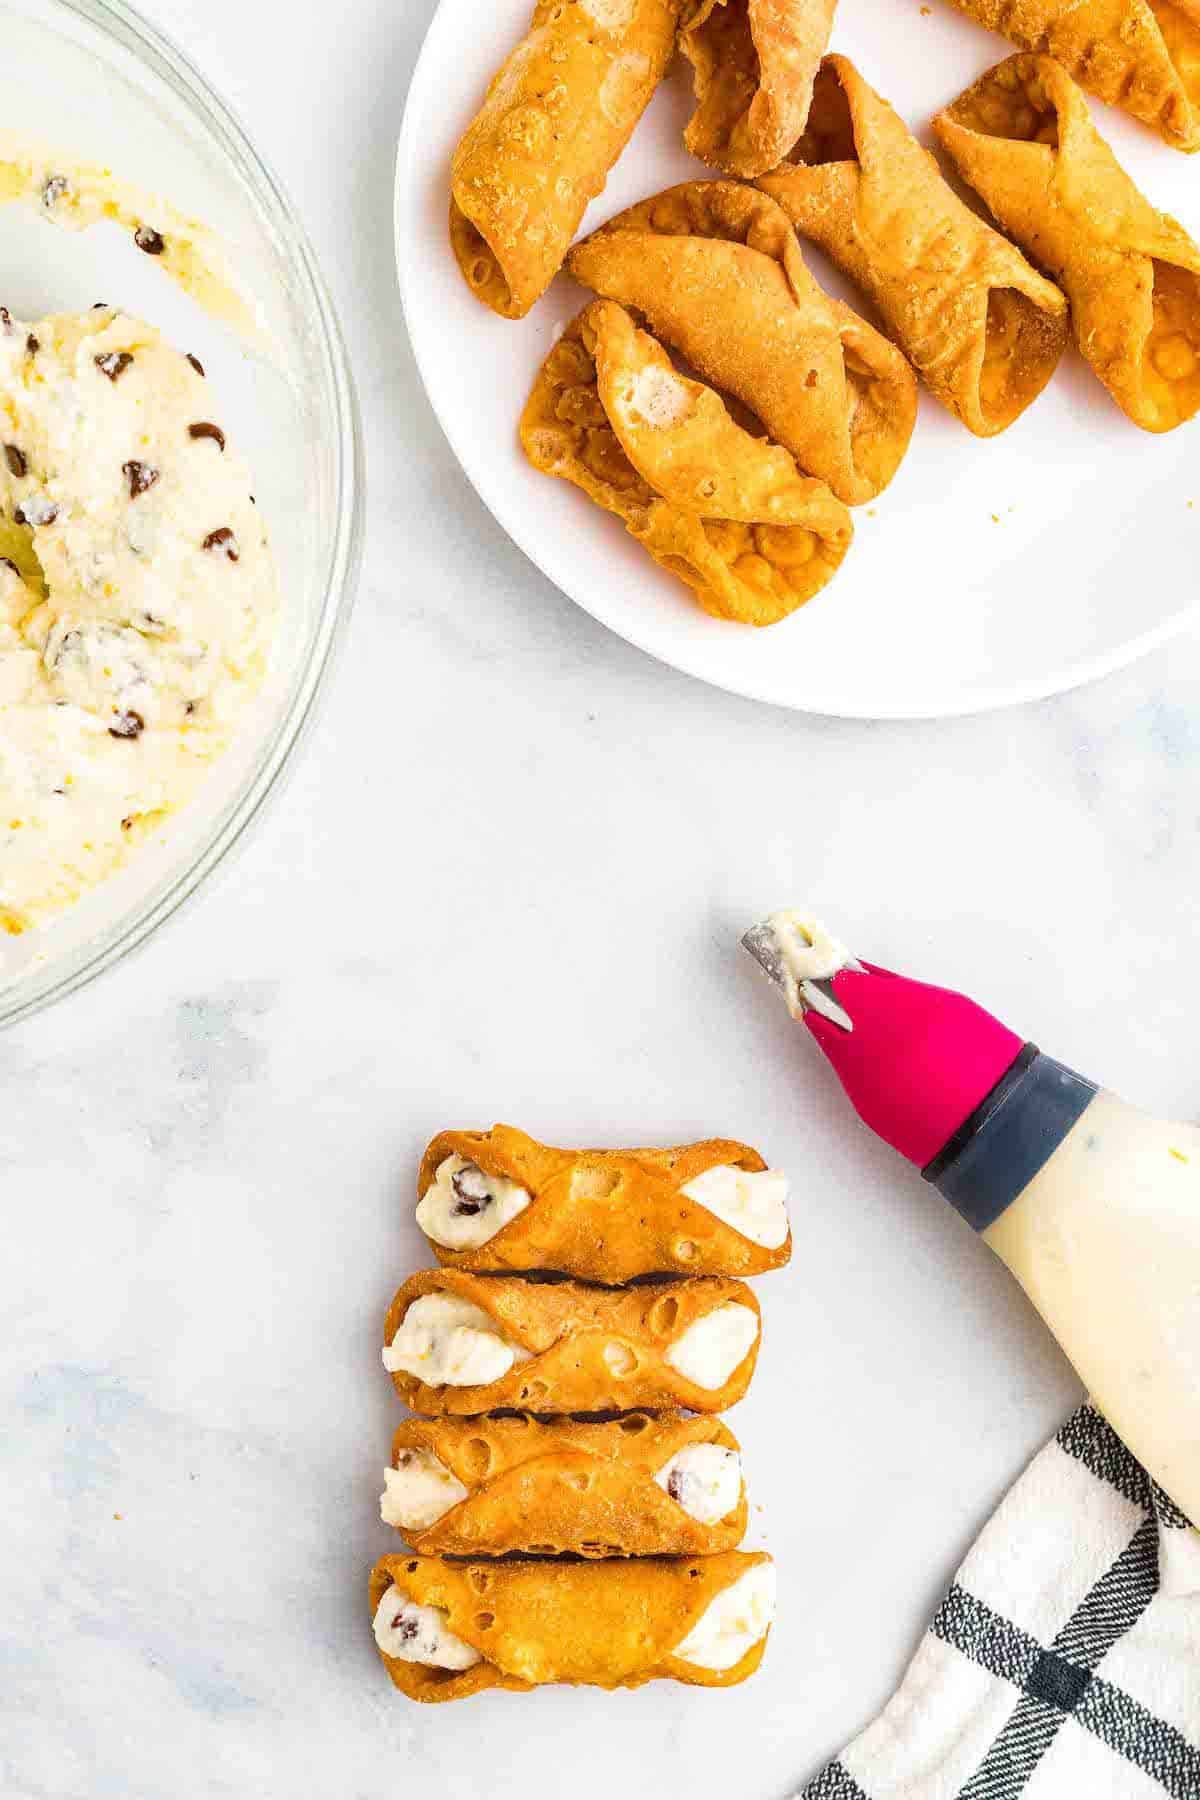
743, 909, 1200, 1526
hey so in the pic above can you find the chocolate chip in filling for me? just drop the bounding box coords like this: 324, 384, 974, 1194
108, 710, 145, 740
186, 353, 206, 378
134, 225, 166, 256
123, 460, 159, 499
450, 1163, 493, 1217
95, 352, 133, 383
26, 335, 38, 355
5, 444, 27, 477
41, 174, 69, 208
188, 422, 226, 452
203, 527, 239, 562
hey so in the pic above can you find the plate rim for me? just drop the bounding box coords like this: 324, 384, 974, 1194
395, 0, 1199, 720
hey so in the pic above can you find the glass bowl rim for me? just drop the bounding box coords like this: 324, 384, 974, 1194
0, 0, 365, 1029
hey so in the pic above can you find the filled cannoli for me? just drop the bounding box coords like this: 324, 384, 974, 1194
382, 1269, 761, 1415
680, 0, 838, 177
449, 0, 682, 319
934, 55, 1200, 432
758, 57, 1069, 435
381, 1411, 747, 1556
935, 0, 1200, 152
567, 182, 917, 504
416, 1122, 792, 1280
370, 1549, 775, 1700
521, 303, 852, 624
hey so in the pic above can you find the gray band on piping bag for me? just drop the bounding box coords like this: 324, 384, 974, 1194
923, 1047, 1099, 1234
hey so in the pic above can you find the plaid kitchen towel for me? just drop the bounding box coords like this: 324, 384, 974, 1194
800, 1405, 1200, 1800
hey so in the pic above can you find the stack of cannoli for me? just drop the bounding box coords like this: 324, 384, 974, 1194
371, 1125, 791, 1700
444, 0, 1200, 630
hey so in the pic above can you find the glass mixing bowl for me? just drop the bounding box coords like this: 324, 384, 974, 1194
0, 0, 363, 1025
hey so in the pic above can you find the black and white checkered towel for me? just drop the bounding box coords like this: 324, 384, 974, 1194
800, 1406, 1200, 1800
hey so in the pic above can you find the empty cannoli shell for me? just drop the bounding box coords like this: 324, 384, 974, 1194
759, 56, 1069, 434
935, 54, 1200, 431
449, 0, 682, 318
680, 0, 838, 176
933, 0, 1200, 152
521, 303, 852, 623
568, 181, 917, 504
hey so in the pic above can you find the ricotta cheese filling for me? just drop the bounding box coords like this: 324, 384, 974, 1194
380, 1447, 469, 1531
681, 1164, 790, 1249
665, 1302, 758, 1388
416, 1154, 531, 1250
0, 306, 276, 935
655, 1442, 742, 1523
372, 1584, 481, 1671
674, 1562, 776, 1672
382, 1292, 532, 1387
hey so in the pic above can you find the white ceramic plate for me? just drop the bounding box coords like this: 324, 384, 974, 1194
397, 0, 1200, 718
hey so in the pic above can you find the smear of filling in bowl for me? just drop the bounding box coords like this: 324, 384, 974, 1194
0, 138, 278, 937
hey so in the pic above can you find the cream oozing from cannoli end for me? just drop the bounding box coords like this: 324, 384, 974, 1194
380, 1448, 469, 1531
655, 1442, 743, 1523
382, 1293, 532, 1387
372, 1584, 482, 1671
416, 1154, 531, 1250
681, 1165, 790, 1248
674, 1562, 776, 1672
665, 1302, 759, 1388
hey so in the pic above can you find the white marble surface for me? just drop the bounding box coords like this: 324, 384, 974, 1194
3, 2, 1200, 1796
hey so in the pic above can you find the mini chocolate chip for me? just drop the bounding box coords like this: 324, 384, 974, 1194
92, 302, 109, 310
5, 444, 27, 477
122, 460, 159, 499
186, 353, 205, 378
452, 1197, 484, 1217
42, 175, 69, 208
202, 527, 239, 561
134, 225, 165, 256
108, 710, 145, 740
26, 335, 38, 355
0, 308, 12, 333
188, 421, 225, 452
398, 1618, 419, 1642
95, 352, 133, 383
667, 1471, 684, 1502
0, 557, 16, 574
120, 815, 134, 830
183, 699, 196, 716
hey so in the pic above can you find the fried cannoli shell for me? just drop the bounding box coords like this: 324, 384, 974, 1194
937, 0, 1200, 152
568, 181, 917, 504
680, 0, 838, 176
449, 0, 682, 319
383, 1269, 761, 1415
370, 1549, 772, 1700
388, 1411, 747, 1556
759, 57, 1068, 435
934, 55, 1200, 431
419, 1120, 792, 1280
521, 304, 852, 624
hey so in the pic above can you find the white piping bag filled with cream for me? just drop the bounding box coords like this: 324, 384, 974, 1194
742, 906, 1200, 1526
